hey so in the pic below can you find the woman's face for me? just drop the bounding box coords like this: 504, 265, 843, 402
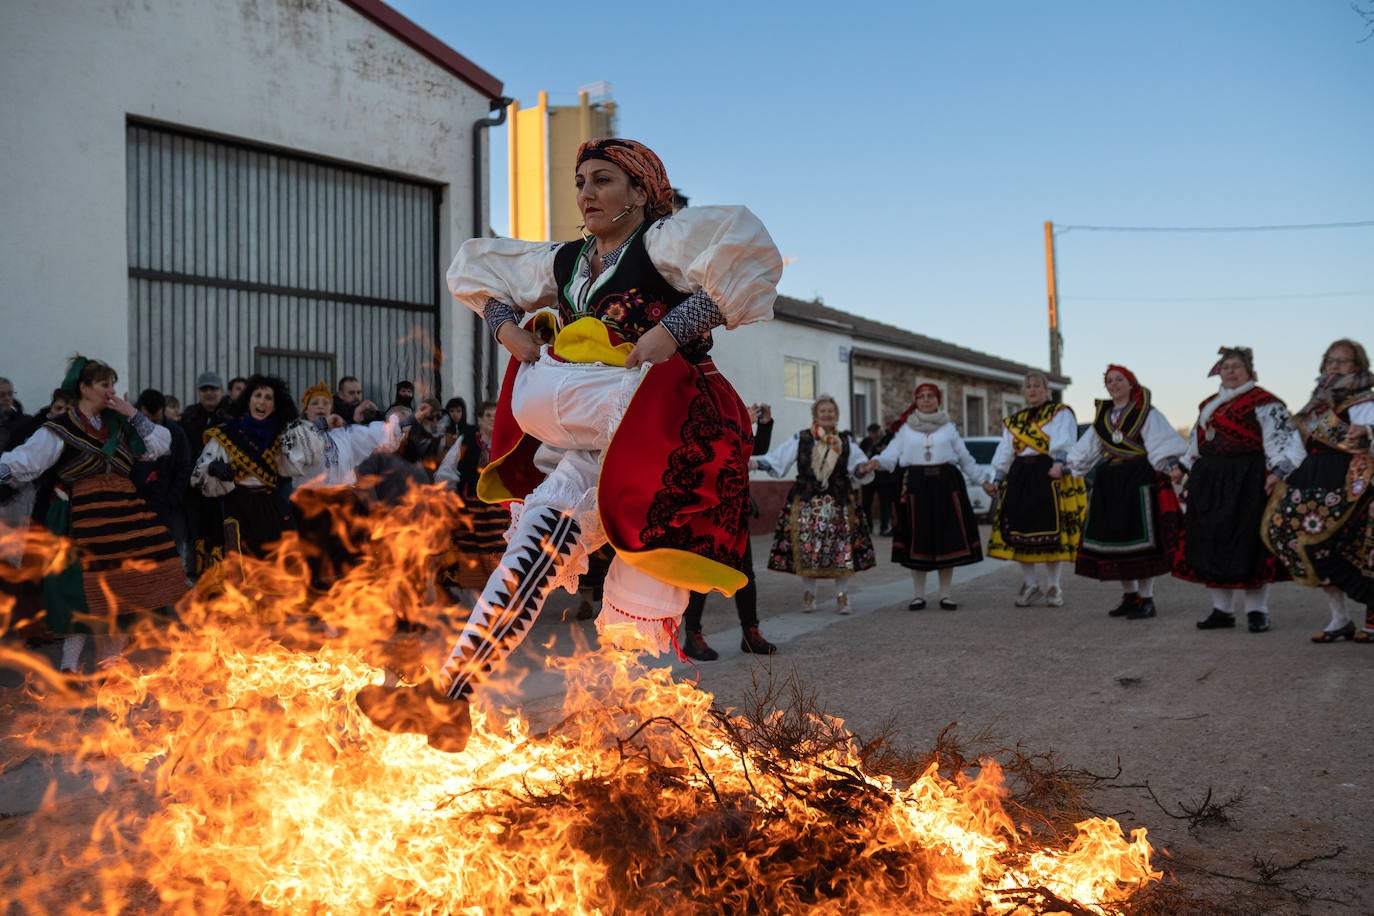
1216, 357, 1251, 389
478, 406, 496, 438
248, 386, 275, 420
448, 405, 464, 425
1323, 344, 1357, 379
575, 159, 646, 239
304, 395, 331, 422
1104, 370, 1132, 404
79, 377, 115, 408
915, 390, 940, 412
1023, 375, 1048, 407
813, 400, 840, 430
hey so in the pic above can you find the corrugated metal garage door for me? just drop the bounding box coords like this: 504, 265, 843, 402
126, 121, 441, 408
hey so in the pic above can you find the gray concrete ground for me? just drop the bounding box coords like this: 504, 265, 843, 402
3, 529, 1373, 911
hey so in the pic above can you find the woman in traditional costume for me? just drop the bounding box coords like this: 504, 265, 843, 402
1067, 365, 1186, 620
190, 374, 297, 580
0, 356, 185, 673
278, 381, 399, 591
1171, 348, 1305, 633
435, 400, 511, 601
357, 137, 782, 752
753, 394, 876, 614
984, 371, 1086, 607
1261, 339, 1374, 642
869, 383, 986, 610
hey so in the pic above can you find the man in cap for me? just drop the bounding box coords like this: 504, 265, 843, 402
179, 371, 228, 457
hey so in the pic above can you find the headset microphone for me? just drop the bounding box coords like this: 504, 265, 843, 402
608, 203, 637, 223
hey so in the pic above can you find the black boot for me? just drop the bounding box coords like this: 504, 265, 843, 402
356, 680, 472, 753
740, 625, 777, 655
683, 632, 719, 661
1125, 597, 1157, 620
1108, 592, 1141, 617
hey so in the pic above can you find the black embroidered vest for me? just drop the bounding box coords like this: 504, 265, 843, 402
44, 411, 136, 482
552, 226, 713, 364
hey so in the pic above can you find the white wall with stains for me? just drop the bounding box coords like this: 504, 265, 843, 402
0, 0, 496, 406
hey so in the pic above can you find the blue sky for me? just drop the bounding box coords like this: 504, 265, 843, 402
389, 0, 1373, 426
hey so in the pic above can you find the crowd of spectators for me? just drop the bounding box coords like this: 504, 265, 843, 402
0, 368, 491, 651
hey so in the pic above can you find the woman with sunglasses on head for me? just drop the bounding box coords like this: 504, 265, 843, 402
1171, 347, 1305, 634
1262, 339, 1374, 643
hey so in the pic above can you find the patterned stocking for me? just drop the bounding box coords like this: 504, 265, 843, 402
438, 506, 581, 700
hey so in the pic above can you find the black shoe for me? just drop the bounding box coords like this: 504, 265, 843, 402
1247, 611, 1271, 633
1125, 597, 1156, 620
1196, 608, 1236, 630
1108, 593, 1141, 617
908, 597, 927, 611
683, 632, 719, 661
740, 625, 777, 655
938, 598, 958, 611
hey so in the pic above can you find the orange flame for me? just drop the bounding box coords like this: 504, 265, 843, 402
0, 489, 1158, 913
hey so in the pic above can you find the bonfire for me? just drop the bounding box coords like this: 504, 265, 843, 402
0, 486, 1159, 914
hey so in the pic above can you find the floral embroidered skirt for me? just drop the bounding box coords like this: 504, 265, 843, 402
1263, 450, 1374, 604
767, 490, 876, 579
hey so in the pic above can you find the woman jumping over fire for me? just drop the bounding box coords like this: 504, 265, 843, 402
357, 137, 782, 751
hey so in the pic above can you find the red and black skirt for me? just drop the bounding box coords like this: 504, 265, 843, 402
1076, 457, 1180, 581
1173, 451, 1285, 588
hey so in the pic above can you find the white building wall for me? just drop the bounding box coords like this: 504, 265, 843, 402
0, 0, 491, 405
709, 317, 853, 461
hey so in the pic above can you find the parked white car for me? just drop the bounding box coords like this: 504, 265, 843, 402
962, 436, 1000, 520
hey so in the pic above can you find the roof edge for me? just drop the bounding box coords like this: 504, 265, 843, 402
339, 0, 504, 100
773, 295, 1069, 385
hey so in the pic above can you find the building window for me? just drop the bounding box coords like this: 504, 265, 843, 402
852, 376, 877, 429
784, 357, 817, 401
965, 394, 987, 436
1003, 398, 1025, 417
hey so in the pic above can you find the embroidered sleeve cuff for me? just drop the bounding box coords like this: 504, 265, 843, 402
0, 462, 11, 484
1271, 460, 1296, 480
1050, 450, 1068, 463
131, 412, 156, 438
483, 298, 521, 339
660, 290, 724, 346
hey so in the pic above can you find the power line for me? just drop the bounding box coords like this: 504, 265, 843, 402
1063, 290, 1374, 304
1057, 220, 1374, 235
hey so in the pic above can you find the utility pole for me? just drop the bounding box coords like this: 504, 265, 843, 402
1043, 221, 1062, 378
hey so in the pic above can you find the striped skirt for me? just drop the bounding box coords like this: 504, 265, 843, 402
439, 500, 512, 591
50, 474, 186, 634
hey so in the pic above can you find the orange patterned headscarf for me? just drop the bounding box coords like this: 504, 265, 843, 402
300, 381, 332, 409
576, 137, 674, 219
